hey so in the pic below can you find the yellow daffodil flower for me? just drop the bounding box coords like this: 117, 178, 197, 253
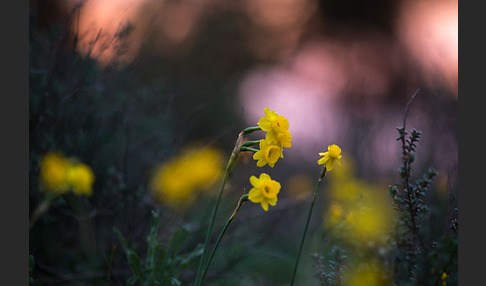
248, 173, 281, 211
258, 107, 291, 147
318, 144, 342, 171
252, 139, 283, 168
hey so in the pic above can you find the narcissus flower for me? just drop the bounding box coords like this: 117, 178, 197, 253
248, 173, 281, 211
252, 139, 283, 168
258, 107, 291, 147
318, 144, 342, 171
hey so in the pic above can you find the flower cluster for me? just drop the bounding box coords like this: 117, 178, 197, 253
150, 145, 224, 209
245, 107, 292, 211
39, 151, 95, 196
253, 107, 292, 168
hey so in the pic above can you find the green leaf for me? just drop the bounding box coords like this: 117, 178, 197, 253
178, 244, 204, 267
146, 210, 161, 269
127, 249, 144, 280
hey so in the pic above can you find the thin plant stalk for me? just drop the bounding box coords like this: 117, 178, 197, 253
194, 156, 234, 286
200, 194, 248, 285
194, 127, 260, 286
29, 192, 59, 229
240, 146, 259, 153
290, 167, 327, 286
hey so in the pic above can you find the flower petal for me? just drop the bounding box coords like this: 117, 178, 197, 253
253, 151, 262, 161
248, 188, 263, 202
257, 159, 267, 167
261, 200, 269, 211
265, 131, 278, 144
264, 107, 275, 120
318, 154, 329, 165
265, 181, 280, 196
326, 158, 336, 171
277, 130, 292, 148
259, 173, 271, 181
258, 117, 272, 131
268, 196, 278, 206
250, 175, 261, 188
253, 150, 268, 167
276, 116, 289, 130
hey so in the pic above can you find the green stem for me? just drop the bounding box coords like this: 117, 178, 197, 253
242, 140, 261, 147
290, 167, 327, 286
200, 194, 248, 284
243, 126, 262, 135
194, 161, 232, 286
194, 130, 245, 286
240, 146, 259, 153
29, 192, 59, 230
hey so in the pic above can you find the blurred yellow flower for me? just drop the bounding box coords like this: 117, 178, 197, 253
345, 195, 393, 244
150, 163, 194, 207
258, 107, 292, 147
252, 139, 283, 168
248, 173, 280, 211
188, 147, 224, 194
318, 144, 342, 171
323, 155, 395, 247
330, 154, 354, 180
39, 152, 95, 196
67, 163, 95, 196
343, 261, 390, 286
329, 179, 362, 206
441, 272, 449, 286
150, 145, 224, 209
39, 152, 71, 194
325, 202, 345, 226
325, 187, 394, 246
285, 173, 313, 202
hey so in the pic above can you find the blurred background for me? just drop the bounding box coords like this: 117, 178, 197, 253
29, 0, 458, 285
